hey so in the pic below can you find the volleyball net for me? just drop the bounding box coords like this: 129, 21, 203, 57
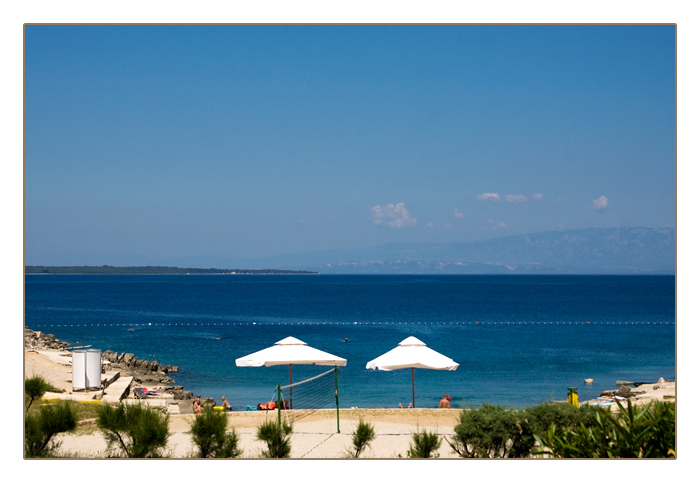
272, 366, 340, 433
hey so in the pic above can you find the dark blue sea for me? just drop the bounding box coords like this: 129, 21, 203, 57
24, 275, 675, 410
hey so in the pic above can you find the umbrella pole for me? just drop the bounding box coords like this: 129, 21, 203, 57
412, 367, 415, 409
289, 364, 293, 410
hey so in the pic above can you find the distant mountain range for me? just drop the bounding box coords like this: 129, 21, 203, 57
249, 226, 676, 274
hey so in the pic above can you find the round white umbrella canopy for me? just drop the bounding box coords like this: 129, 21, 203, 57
235, 336, 347, 409
366, 336, 458, 407
235, 336, 347, 367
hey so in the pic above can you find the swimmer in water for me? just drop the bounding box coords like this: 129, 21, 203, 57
344, 338, 348, 342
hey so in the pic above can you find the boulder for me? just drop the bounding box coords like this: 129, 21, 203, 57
617, 385, 632, 398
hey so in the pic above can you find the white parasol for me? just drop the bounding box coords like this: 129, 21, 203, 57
236, 336, 347, 408
366, 336, 458, 408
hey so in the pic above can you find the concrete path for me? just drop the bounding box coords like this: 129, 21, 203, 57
101, 376, 133, 404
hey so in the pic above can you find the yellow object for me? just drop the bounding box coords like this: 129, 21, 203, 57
80, 399, 101, 404
213, 406, 224, 411
42, 398, 60, 402
567, 387, 579, 407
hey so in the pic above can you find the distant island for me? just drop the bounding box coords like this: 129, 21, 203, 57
25, 266, 317, 275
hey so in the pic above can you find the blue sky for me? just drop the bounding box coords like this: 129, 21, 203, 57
24, 25, 675, 266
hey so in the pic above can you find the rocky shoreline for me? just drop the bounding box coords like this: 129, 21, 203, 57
24, 325, 194, 401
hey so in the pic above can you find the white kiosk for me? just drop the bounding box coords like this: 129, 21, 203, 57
72, 349, 102, 391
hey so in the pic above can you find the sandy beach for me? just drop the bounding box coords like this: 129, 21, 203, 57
25, 343, 675, 459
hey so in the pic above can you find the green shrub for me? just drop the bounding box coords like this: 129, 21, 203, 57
448, 403, 533, 458
256, 420, 293, 458
25, 401, 77, 457
346, 418, 376, 458
524, 402, 598, 437
96, 403, 170, 458
407, 429, 442, 458
534, 400, 675, 458
24, 376, 61, 410
189, 409, 242, 458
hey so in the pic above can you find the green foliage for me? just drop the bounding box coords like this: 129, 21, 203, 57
25, 376, 60, 410
448, 403, 533, 458
96, 403, 170, 458
407, 429, 442, 458
256, 420, 293, 458
25, 401, 77, 457
534, 400, 675, 458
346, 418, 376, 458
524, 402, 598, 437
189, 409, 242, 458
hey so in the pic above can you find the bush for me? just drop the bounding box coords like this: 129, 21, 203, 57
534, 400, 675, 458
448, 403, 533, 458
25, 401, 77, 457
256, 420, 293, 458
407, 429, 442, 458
346, 418, 376, 458
25, 376, 60, 410
96, 403, 170, 458
524, 402, 598, 437
189, 409, 242, 458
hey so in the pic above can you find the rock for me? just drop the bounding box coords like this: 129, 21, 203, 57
103, 350, 117, 362
617, 385, 632, 397
164, 388, 193, 400
616, 381, 633, 386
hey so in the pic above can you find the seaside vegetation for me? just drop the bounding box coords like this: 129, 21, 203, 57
25, 401, 77, 458
534, 400, 675, 458
188, 409, 242, 458
447, 401, 675, 458
256, 420, 293, 458
448, 403, 533, 458
345, 418, 376, 458
407, 429, 442, 458
25, 265, 317, 275
96, 403, 170, 458
25, 375, 62, 410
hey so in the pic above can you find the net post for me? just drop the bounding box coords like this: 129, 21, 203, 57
334, 365, 340, 434
277, 384, 281, 428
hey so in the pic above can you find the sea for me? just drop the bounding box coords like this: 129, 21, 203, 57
24, 274, 676, 411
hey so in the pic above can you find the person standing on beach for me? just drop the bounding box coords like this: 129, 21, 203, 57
222, 396, 232, 411
193, 395, 203, 414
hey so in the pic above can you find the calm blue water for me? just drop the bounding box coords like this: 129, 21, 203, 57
24, 275, 675, 410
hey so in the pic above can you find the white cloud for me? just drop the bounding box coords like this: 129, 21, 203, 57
370, 202, 417, 228
453, 208, 464, 219
505, 194, 528, 203
476, 192, 500, 201
532, 193, 543, 201
591, 195, 609, 211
